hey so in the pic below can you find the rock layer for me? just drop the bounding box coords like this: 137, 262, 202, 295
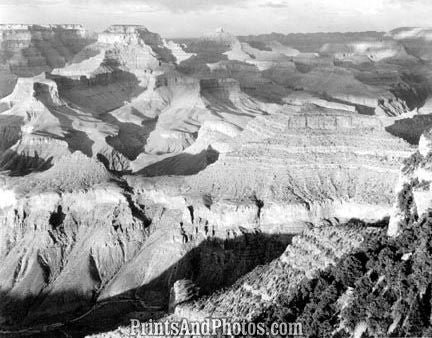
0, 24, 94, 96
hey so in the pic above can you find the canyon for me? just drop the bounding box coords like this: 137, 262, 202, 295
1, 24, 432, 336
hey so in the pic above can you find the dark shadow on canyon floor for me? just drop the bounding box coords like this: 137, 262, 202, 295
104, 112, 158, 161
137, 147, 219, 177
386, 114, 432, 145
49, 68, 146, 116
0, 150, 54, 176
0, 232, 294, 338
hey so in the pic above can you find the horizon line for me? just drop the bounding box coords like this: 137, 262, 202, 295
0, 23, 431, 39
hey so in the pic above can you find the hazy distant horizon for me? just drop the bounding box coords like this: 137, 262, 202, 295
0, 22, 408, 39
1, 0, 432, 38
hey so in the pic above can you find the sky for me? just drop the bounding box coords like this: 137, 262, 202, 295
0, 0, 432, 38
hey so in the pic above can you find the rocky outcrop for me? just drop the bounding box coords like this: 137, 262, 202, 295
0, 74, 130, 173
0, 153, 148, 327
168, 279, 199, 312
388, 129, 432, 236
176, 105, 412, 232
200, 28, 238, 46
97, 25, 175, 64
239, 31, 385, 53
0, 24, 94, 96
130, 73, 274, 166
176, 223, 376, 321
269, 66, 422, 116
163, 40, 195, 64
50, 27, 252, 165
0, 115, 21, 152
419, 97, 432, 114
320, 40, 410, 62
388, 27, 432, 61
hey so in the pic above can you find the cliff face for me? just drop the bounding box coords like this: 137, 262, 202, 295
0, 74, 130, 174
388, 27, 432, 62
0, 153, 148, 325
320, 40, 410, 61
176, 223, 376, 321
388, 129, 432, 236
50, 26, 256, 162
178, 105, 412, 232
0, 24, 94, 97
239, 31, 386, 53
0, 162, 291, 331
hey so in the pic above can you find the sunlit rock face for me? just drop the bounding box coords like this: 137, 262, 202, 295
319, 40, 410, 62
96, 24, 176, 66
0, 153, 147, 325
52, 25, 165, 84
48, 26, 260, 167
175, 223, 376, 321
0, 24, 94, 97
0, 74, 130, 174
0, 24, 91, 74
388, 27, 432, 62
388, 129, 432, 236
178, 105, 412, 232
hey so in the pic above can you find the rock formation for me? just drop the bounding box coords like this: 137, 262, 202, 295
179, 105, 412, 232
0, 152, 148, 327
0, 24, 94, 97
388, 128, 432, 236
176, 223, 377, 321
388, 27, 432, 61
319, 40, 410, 62
168, 279, 199, 312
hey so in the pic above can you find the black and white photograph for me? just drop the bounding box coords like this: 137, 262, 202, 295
1, 0, 432, 337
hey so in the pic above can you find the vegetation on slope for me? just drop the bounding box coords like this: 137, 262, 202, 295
255, 212, 432, 337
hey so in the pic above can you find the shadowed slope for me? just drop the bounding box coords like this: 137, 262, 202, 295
0, 231, 291, 337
